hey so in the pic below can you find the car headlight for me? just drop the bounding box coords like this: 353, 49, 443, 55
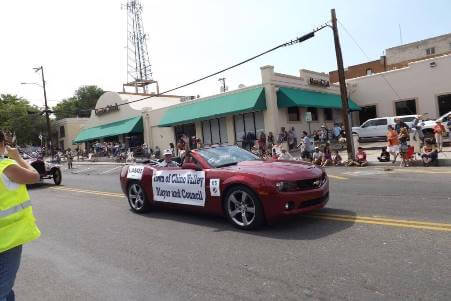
276, 181, 299, 192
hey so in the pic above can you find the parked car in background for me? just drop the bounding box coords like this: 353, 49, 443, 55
352, 115, 418, 141
421, 111, 451, 141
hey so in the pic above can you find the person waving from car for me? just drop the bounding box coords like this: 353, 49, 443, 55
0, 130, 41, 301
159, 149, 179, 167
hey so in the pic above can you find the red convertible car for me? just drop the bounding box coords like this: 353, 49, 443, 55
120, 145, 329, 229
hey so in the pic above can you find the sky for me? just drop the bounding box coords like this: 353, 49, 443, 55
1, 0, 450, 108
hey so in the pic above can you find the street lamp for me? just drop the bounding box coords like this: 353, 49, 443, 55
21, 66, 54, 158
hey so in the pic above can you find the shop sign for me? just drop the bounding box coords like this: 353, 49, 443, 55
309, 77, 330, 88
95, 103, 120, 116
305, 112, 312, 122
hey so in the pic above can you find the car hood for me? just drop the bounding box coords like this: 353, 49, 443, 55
221, 160, 323, 181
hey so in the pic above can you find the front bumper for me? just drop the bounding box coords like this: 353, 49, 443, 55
261, 180, 329, 223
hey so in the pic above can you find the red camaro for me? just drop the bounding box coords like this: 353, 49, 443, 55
120, 145, 329, 229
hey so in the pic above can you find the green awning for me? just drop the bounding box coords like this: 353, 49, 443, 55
73, 116, 143, 143
277, 87, 361, 111
159, 87, 266, 127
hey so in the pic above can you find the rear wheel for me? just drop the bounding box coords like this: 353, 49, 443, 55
53, 169, 62, 185
224, 186, 264, 230
128, 182, 151, 213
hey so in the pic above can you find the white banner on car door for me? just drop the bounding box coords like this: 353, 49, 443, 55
152, 170, 206, 206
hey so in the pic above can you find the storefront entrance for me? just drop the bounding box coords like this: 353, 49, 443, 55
359, 105, 377, 124
174, 123, 196, 149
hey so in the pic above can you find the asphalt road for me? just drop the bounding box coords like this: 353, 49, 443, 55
14, 164, 451, 300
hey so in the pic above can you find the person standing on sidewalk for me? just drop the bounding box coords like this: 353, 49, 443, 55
0, 130, 41, 301
434, 121, 446, 152
386, 125, 400, 164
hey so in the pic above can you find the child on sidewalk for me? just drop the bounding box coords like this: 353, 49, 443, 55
347, 147, 368, 167
331, 150, 342, 166
377, 147, 390, 162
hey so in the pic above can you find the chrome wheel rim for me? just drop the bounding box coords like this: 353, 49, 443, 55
227, 190, 256, 227
129, 184, 145, 210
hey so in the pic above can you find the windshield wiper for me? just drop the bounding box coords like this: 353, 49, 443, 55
216, 162, 238, 168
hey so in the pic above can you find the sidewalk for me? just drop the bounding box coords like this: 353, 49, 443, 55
339, 144, 451, 167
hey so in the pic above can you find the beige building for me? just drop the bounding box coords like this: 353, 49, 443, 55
386, 33, 451, 65
73, 91, 183, 149
54, 118, 89, 151
147, 65, 360, 150
348, 54, 451, 125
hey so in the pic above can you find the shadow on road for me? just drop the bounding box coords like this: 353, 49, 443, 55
134, 206, 356, 240
27, 182, 58, 190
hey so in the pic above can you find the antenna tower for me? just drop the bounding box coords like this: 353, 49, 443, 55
124, 0, 158, 94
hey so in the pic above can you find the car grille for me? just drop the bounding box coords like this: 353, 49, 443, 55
299, 193, 329, 209
296, 173, 326, 191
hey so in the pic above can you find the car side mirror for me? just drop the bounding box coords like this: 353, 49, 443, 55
182, 163, 201, 171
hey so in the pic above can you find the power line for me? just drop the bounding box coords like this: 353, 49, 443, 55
337, 20, 403, 101
96, 25, 329, 110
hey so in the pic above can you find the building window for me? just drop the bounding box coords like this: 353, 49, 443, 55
438, 94, 451, 116
359, 105, 377, 124
59, 126, 65, 138
287, 107, 300, 121
234, 111, 265, 146
366, 68, 373, 75
395, 99, 416, 116
202, 117, 228, 145
323, 108, 333, 121
426, 47, 435, 55
306, 107, 318, 121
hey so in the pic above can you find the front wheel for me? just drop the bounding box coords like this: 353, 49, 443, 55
224, 186, 264, 230
53, 169, 62, 185
128, 182, 151, 213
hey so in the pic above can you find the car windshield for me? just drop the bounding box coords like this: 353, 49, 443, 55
196, 145, 260, 168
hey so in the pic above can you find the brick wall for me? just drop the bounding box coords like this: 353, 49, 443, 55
329, 58, 386, 83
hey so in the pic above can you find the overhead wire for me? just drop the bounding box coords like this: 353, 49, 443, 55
337, 20, 404, 102
94, 24, 330, 110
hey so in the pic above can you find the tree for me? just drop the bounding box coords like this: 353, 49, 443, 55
0, 94, 47, 146
53, 85, 104, 120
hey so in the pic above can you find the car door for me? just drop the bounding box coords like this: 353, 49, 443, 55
359, 119, 377, 138
372, 118, 388, 137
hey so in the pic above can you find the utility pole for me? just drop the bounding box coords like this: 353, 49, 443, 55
218, 77, 227, 93
34, 66, 53, 158
331, 9, 354, 160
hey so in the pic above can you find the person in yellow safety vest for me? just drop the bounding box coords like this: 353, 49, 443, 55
0, 131, 40, 301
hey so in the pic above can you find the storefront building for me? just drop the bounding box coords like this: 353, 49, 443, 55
348, 54, 451, 125
54, 117, 89, 151
148, 65, 360, 150
73, 91, 182, 149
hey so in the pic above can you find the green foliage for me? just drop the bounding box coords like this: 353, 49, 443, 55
53, 85, 104, 120
0, 94, 47, 145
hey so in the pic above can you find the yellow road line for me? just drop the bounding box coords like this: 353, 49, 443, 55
307, 214, 451, 232
50, 187, 125, 198
327, 175, 348, 180
310, 213, 451, 228
49, 186, 451, 232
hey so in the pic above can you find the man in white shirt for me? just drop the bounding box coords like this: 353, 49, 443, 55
278, 148, 293, 160
312, 147, 323, 165
158, 149, 179, 167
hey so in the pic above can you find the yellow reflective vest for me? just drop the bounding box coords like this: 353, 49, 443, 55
0, 158, 40, 253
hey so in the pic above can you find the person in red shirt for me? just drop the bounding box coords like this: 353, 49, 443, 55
434, 121, 446, 152
347, 147, 368, 167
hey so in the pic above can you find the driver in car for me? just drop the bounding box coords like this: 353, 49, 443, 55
158, 149, 179, 167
